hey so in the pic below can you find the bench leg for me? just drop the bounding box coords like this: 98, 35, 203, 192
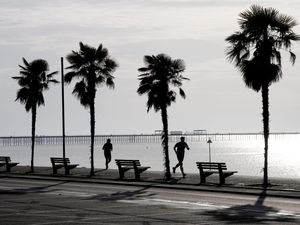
134, 170, 140, 180
220, 173, 235, 185
53, 167, 57, 174
219, 175, 225, 185
119, 170, 124, 179
65, 168, 70, 175
200, 176, 206, 184
6, 165, 11, 172
199, 171, 206, 184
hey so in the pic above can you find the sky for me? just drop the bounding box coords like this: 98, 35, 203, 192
0, 0, 299, 136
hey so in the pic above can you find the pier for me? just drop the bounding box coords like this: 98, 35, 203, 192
0, 132, 298, 146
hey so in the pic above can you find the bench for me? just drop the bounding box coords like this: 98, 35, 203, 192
196, 162, 237, 185
115, 159, 150, 180
50, 157, 79, 175
0, 156, 19, 172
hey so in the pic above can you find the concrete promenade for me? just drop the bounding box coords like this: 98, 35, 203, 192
1, 166, 300, 199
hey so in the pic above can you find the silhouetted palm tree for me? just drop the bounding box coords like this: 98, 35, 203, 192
65, 42, 118, 176
12, 58, 58, 172
225, 5, 300, 187
137, 54, 188, 180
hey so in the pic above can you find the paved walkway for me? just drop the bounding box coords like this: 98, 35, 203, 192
1, 166, 300, 198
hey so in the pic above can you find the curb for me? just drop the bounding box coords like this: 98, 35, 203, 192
2, 173, 300, 199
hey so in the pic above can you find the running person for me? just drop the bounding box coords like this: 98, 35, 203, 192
173, 136, 190, 178
102, 139, 113, 169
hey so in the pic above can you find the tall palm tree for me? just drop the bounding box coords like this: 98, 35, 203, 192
137, 54, 188, 180
225, 5, 300, 187
12, 58, 58, 172
65, 42, 118, 176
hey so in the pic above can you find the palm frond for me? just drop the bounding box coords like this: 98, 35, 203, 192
64, 71, 79, 83
66, 51, 84, 69
95, 44, 108, 62
72, 80, 90, 108
18, 65, 28, 71
137, 53, 188, 114
47, 71, 58, 79
48, 79, 59, 84
104, 58, 118, 72
65, 42, 118, 109
13, 57, 58, 112
273, 50, 281, 65
22, 58, 29, 67
79, 42, 96, 62
179, 88, 186, 99
143, 55, 156, 66
36, 92, 45, 106
31, 59, 49, 73
226, 5, 299, 92
105, 77, 115, 89
15, 88, 30, 103
289, 51, 296, 65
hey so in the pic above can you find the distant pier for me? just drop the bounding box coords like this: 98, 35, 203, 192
0, 132, 298, 146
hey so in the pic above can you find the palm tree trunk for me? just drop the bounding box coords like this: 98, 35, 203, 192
31, 105, 37, 173
161, 106, 171, 180
90, 98, 95, 176
261, 85, 269, 187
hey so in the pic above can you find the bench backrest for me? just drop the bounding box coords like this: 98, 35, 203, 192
0, 156, 11, 162
115, 159, 141, 167
50, 157, 71, 164
196, 162, 227, 170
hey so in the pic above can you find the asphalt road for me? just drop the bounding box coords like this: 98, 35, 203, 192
0, 177, 300, 224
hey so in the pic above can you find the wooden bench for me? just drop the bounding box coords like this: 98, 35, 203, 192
50, 157, 79, 175
115, 159, 150, 180
196, 162, 237, 185
0, 156, 19, 172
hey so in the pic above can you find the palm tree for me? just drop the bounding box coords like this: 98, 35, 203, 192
65, 42, 118, 176
225, 5, 300, 187
12, 58, 58, 172
137, 54, 188, 180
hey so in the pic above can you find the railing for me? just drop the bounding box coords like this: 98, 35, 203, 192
0, 132, 298, 146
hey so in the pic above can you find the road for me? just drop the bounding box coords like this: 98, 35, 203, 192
0, 177, 299, 224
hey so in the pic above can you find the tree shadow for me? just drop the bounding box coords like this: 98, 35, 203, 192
200, 188, 299, 224
0, 181, 69, 195
94, 169, 107, 174
88, 186, 156, 202
154, 176, 182, 184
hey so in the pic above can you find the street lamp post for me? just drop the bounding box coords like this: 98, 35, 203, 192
207, 138, 212, 164
61, 57, 66, 160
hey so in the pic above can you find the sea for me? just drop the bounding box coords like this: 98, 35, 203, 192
1, 134, 299, 179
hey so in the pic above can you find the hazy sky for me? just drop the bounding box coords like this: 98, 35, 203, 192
0, 0, 299, 136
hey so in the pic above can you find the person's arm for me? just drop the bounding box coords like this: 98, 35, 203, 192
173, 144, 177, 153
186, 143, 190, 150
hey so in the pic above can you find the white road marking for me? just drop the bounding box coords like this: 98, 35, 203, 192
46, 190, 98, 197
118, 198, 300, 218
119, 198, 229, 210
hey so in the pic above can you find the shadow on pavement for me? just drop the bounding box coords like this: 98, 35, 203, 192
0, 180, 69, 195
200, 189, 299, 224
88, 186, 156, 201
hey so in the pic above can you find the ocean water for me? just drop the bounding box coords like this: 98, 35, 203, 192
1, 134, 299, 178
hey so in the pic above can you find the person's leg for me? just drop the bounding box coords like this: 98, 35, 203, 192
107, 153, 111, 165
105, 158, 109, 169
180, 162, 185, 177
174, 154, 183, 174
173, 162, 180, 173
104, 152, 110, 169
178, 154, 185, 177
